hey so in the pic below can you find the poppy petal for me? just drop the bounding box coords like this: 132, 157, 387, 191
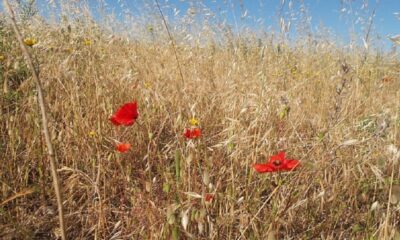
110, 102, 139, 126
205, 193, 214, 202
284, 159, 300, 170
183, 127, 202, 139
192, 128, 201, 138
269, 151, 286, 163
116, 143, 131, 153
184, 128, 192, 138
253, 163, 276, 173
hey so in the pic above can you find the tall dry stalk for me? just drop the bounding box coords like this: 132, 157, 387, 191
3, 0, 67, 239
154, 0, 185, 87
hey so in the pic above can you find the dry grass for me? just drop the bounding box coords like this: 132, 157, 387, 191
1, 2, 400, 239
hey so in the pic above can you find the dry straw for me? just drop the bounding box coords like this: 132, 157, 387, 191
3, 0, 66, 239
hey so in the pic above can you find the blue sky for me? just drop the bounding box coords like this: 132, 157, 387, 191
100, 0, 400, 48
2, 0, 399, 48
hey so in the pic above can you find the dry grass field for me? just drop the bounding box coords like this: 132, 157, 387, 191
0, 1, 400, 239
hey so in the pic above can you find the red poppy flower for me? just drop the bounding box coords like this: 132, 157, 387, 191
205, 193, 214, 202
116, 143, 131, 153
110, 102, 139, 126
253, 151, 299, 173
184, 127, 202, 139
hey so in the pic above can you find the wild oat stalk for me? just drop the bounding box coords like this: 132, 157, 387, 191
3, 1, 67, 239
155, 0, 185, 87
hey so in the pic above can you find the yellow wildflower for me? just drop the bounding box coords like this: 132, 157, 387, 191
24, 38, 37, 47
84, 39, 92, 46
278, 106, 290, 120
189, 117, 199, 126
144, 82, 152, 89
89, 131, 96, 137
290, 66, 297, 75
